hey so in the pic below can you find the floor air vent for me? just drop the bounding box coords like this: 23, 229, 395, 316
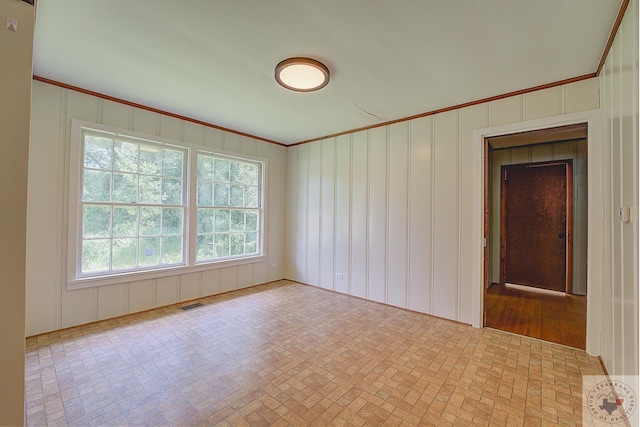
179, 302, 204, 311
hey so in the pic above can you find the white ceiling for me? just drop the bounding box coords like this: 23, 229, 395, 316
33, 1, 623, 145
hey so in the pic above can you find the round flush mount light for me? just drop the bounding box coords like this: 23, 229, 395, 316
275, 57, 330, 92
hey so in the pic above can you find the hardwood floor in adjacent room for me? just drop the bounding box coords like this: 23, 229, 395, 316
485, 283, 587, 350
26, 280, 601, 426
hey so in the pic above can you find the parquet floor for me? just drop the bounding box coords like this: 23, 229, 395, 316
485, 283, 587, 350
25, 280, 604, 426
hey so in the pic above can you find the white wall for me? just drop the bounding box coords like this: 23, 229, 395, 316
0, 1, 33, 424
285, 78, 600, 327
598, 0, 639, 376
489, 139, 588, 295
26, 81, 287, 336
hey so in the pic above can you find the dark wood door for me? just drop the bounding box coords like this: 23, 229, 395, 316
500, 161, 573, 292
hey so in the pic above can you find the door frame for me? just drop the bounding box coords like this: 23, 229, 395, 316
472, 109, 603, 356
500, 160, 574, 293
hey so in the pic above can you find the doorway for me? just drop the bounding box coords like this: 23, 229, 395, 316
483, 123, 588, 349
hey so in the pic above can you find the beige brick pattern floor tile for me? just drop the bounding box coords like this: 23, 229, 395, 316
25, 280, 604, 426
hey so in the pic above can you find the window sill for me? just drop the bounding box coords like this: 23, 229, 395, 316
67, 255, 267, 290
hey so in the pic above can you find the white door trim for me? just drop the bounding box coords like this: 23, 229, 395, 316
472, 109, 602, 356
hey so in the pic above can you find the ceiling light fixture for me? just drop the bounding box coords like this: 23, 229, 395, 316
275, 57, 330, 92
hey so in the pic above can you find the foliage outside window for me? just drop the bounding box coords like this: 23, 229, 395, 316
196, 154, 261, 262
80, 131, 186, 275
71, 122, 265, 285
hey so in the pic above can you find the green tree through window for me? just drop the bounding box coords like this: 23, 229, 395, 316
80, 131, 186, 275
73, 124, 265, 283
196, 154, 261, 262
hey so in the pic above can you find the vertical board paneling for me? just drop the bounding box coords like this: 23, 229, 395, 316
156, 276, 179, 307
262, 144, 286, 282
524, 87, 560, 120
253, 261, 268, 285
238, 264, 253, 289
220, 266, 238, 292
26, 82, 63, 335
180, 272, 200, 301
387, 123, 409, 308
600, 51, 615, 370
129, 280, 154, 313
408, 117, 432, 313
223, 133, 241, 153
296, 145, 309, 282
368, 128, 388, 303
184, 121, 205, 145
97, 284, 127, 320
510, 146, 529, 164
619, 0, 639, 375
159, 115, 182, 140
334, 135, 351, 294
351, 131, 368, 298
552, 140, 574, 159
490, 96, 522, 126
610, 37, 624, 373
530, 144, 553, 162
459, 105, 487, 323
204, 127, 224, 149
61, 288, 95, 328
102, 99, 131, 130
241, 137, 258, 156
566, 78, 600, 113
598, 0, 638, 375
285, 146, 298, 279
66, 90, 100, 123
133, 108, 158, 135
320, 139, 336, 289
202, 269, 221, 296
432, 110, 459, 319
306, 142, 322, 286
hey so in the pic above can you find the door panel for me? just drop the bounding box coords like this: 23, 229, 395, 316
500, 161, 572, 292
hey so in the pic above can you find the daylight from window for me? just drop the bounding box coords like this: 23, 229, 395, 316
81, 133, 186, 274
196, 154, 261, 262
75, 125, 263, 282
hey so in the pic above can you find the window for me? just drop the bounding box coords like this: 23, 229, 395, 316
196, 154, 261, 261
79, 131, 186, 276
69, 121, 265, 287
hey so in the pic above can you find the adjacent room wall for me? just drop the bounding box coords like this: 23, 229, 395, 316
285, 77, 599, 326
26, 80, 287, 336
0, 1, 34, 424
598, 0, 639, 376
489, 139, 588, 295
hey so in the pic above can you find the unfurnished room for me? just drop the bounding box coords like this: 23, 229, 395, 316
1, 1, 638, 426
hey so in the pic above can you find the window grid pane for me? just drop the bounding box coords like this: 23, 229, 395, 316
76, 126, 263, 280
195, 153, 261, 262
80, 131, 187, 276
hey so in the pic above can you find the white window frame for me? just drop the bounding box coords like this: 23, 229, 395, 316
68, 120, 266, 290
194, 151, 263, 263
